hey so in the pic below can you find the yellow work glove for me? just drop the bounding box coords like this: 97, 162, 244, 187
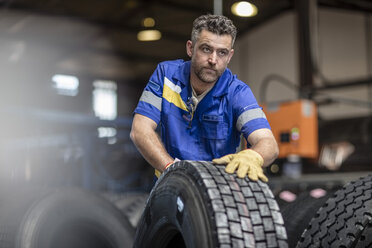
212, 149, 268, 182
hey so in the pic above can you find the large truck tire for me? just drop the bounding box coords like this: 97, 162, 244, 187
280, 189, 336, 247
297, 174, 372, 248
0, 187, 134, 248
134, 160, 288, 248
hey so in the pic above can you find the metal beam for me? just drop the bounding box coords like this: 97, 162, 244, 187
214, 0, 223, 15
315, 77, 372, 91
296, 0, 316, 99
318, 0, 372, 13
154, 0, 210, 13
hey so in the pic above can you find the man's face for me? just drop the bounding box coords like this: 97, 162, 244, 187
187, 30, 234, 84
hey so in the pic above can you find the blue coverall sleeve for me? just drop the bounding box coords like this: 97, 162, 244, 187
232, 84, 271, 140
133, 64, 164, 125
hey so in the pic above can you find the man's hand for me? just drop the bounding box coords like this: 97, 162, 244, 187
212, 149, 268, 182
154, 158, 180, 178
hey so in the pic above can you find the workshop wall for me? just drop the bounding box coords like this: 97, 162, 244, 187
230, 7, 372, 120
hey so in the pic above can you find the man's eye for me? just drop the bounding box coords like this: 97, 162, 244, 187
218, 50, 228, 56
202, 47, 211, 53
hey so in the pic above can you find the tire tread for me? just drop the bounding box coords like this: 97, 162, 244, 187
187, 161, 287, 247
297, 174, 372, 248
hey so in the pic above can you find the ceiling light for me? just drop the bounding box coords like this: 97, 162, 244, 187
231, 1, 258, 17
142, 17, 155, 28
137, 29, 162, 41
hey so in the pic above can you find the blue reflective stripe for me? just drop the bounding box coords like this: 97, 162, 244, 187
236, 108, 267, 132
139, 90, 162, 111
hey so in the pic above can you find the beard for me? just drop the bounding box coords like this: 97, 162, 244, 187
192, 62, 224, 84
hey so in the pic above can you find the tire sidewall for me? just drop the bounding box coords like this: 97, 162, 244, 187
135, 164, 216, 248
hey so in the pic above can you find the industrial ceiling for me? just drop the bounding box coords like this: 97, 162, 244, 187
1, 0, 372, 80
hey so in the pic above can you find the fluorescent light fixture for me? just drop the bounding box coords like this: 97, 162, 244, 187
98, 127, 117, 138
137, 29, 161, 41
93, 80, 117, 120
52, 74, 79, 96
231, 1, 258, 17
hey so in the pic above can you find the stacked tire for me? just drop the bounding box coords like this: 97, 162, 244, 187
0, 187, 134, 248
279, 189, 337, 247
298, 174, 372, 248
134, 160, 288, 248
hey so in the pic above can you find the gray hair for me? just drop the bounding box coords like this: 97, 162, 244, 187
191, 14, 237, 47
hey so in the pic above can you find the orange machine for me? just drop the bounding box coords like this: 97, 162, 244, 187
262, 100, 318, 159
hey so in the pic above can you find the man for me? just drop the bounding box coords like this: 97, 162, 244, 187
130, 14, 278, 183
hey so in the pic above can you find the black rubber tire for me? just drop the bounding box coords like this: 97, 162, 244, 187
0, 187, 54, 248
297, 174, 372, 248
280, 190, 336, 247
0, 187, 134, 248
134, 160, 288, 248
102, 192, 149, 228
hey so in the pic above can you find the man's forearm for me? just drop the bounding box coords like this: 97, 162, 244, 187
250, 137, 279, 167
130, 128, 174, 172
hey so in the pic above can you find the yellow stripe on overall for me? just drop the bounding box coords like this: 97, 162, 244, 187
162, 77, 188, 111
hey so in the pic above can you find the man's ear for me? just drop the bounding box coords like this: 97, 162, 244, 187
227, 48, 234, 64
186, 40, 193, 58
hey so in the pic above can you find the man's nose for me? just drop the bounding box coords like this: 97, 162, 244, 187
208, 52, 217, 65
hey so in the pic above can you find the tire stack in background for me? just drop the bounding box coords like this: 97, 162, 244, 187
3, 163, 371, 248
275, 186, 340, 247
270, 174, 372, 248
297, 174, 372, 248
0, 187, 134, 248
